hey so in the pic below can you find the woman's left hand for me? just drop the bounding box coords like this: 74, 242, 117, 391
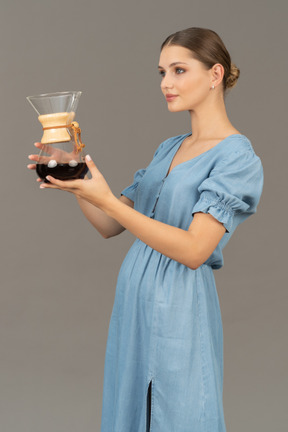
40, 155, 115, 211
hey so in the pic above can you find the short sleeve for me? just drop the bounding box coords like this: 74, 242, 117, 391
192, 150, 264, 233
120, 167, 147, 201
120, 138, 167, 202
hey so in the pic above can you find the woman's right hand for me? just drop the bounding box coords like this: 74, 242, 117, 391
27, 142, 83, 182
27, 142, 45, 182
27, 144, 132, 238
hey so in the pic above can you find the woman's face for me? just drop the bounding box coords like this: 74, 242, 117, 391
158, 45, 214, 112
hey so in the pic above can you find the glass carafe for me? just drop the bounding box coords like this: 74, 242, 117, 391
27, 91, 88, 183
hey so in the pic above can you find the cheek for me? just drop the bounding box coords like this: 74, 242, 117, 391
184, 75, 207, 97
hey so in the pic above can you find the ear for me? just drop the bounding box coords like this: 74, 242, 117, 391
210, 63, 224, 88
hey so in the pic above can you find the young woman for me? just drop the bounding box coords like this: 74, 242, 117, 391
28, 27, 264, 432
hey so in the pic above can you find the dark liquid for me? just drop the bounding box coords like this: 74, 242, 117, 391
36, 162, 89, 183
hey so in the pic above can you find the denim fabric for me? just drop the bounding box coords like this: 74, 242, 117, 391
100, 133, 264, 432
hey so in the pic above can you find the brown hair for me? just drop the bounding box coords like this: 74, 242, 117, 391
160, 27, 240, 93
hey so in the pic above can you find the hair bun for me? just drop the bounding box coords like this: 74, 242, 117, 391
226, 63, 240, 89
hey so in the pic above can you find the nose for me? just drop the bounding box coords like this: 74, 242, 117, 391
160, 73, 173, 91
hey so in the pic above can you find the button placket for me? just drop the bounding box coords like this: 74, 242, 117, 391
150, 177, 166, 218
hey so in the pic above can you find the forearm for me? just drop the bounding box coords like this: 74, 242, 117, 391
38, 156, 220, 267
102, 196, 200, 269
76, 196, 126, 238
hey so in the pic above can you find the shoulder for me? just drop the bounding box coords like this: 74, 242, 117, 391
223, 134, 254, 154
218, 134, 263, 165
214, 136, 264, 187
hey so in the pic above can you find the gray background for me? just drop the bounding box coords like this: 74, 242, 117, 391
0, 0, 287, 431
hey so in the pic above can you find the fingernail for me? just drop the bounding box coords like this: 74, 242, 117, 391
86, 154, 91, 161
40, 184, 45, 189
46, 176, 51, 181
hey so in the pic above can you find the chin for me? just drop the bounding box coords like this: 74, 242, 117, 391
166, 100, 191, 112
167, 105, 186, 113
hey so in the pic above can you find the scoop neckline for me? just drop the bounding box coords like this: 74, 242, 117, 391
165, 132, 246, 178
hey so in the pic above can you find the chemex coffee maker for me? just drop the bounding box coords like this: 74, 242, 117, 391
27, 91, 88, 183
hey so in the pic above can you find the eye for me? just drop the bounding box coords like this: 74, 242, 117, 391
158, 68, 185, 78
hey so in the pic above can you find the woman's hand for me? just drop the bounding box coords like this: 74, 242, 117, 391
27, 142, 83, 182
27, 142, 44, 182
38, 154, 116, 211
28, 145, 226, 268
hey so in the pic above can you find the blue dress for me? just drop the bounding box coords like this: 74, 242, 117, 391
100, 133, 264, 432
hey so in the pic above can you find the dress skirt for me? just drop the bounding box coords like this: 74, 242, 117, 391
100, 239, 225, 432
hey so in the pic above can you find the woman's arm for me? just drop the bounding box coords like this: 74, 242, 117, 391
40, 156, 226, 270
28, 145, 134, 239
102, 196, 226, 269
76, 194, 134, 238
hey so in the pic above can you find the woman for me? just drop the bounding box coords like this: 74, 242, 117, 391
28, 27, 264, 432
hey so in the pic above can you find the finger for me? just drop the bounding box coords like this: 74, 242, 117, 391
85, 154, 101, 177
27, 163, 36, 170
39, 182, 75, 191
28, 154, 52, 165
39, 182, 59, 189
44, 175, 81, 190
34, 142, 54, 155
39, 177, 67, 190
28, 154, 40, 162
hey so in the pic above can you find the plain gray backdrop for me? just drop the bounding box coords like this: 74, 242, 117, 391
0, 0, 287, 431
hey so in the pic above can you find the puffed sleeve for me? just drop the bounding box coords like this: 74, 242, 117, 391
120, 139, 166, 202
191, 150, 264, 233
120, 167, 147, 201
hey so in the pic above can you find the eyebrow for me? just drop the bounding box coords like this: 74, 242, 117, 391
157, 62, 188, 69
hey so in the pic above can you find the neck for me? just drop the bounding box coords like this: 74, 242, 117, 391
187, 95, 235, 142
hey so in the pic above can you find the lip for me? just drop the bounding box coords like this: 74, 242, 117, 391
165, 94, 178, 101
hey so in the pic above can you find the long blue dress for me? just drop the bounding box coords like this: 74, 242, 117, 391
100, 133, 264, 432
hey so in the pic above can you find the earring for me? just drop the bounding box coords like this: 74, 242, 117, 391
211, 85, 215, 89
